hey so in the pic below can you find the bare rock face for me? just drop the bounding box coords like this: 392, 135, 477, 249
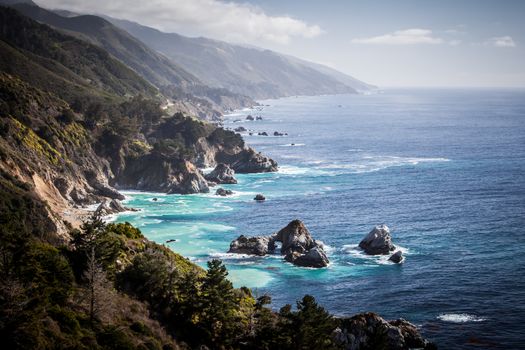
228, 235, 275, 256
223, 148, 278, 173
204, 163, 237, 184
389, 251, 404, 263
275, 219, 316, 255
95, 199, 134, 216
359, 224, 396, 255
116, 155, 209, 195
333, 313, 436, 350
228, 220, 329, 268
287, 246, 329, 268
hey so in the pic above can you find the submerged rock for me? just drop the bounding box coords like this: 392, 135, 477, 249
273, 131, 287, 136
254, 194, 266, 201
359, 224, 396, 255
389, 251, 404, 263
228, 220, 329, 268
334, 313, 436, 350
234, 126, 247, 132
246, 115, 254, 121
205, 163, 237, 184
215, 188, 233, 196
258, 132, 268, 136
256, 116, 263, 120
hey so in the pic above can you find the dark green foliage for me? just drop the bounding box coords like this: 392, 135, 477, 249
117, 250, 177, 307
0, 169, 57, 243
208, 127, 245, 149
107, 222, 143, 239
199, 259, 242, 345
291, 295, 339, 350
69, 215, 124, 279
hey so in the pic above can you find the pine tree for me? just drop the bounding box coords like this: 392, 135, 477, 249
83, 246, 114, 324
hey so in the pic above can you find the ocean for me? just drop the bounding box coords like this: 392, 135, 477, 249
116, 89, 525, 349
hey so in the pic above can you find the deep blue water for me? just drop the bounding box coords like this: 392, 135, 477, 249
117, 89, 525, 349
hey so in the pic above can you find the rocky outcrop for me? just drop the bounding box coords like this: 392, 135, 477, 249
389, 251, 404, 263
215, 188, 233, 196
228, 220, 329, 268
204, 163, 237, 184
333, 313, 436, 350
221, 148, 278, 173
246, 115, 254, 121
116, 154, 209, 195
287, 246, 329, 268
359, 224, 396, 255
95, 199, 135, 216
228, 235, 275, 256
254, 194, 266, 201
234, 126, 247, 132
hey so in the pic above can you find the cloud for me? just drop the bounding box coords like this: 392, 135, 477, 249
484, 36, 516, 48
37, 0, 322, 45
351, 29, 444, 45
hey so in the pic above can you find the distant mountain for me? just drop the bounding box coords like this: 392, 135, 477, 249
0, 5, 157, 106
105, 18, 372, 99
7, 2, 254, 116
11, 3, 201, 88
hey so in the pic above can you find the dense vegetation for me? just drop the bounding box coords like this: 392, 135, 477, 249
0, 207, 341, 349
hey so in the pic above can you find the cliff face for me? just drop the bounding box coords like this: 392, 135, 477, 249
0, 73, 122, 235
112, 113, 277, 193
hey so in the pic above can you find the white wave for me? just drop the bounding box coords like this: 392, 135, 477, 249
342, 244, 409, 265
315, 156, 450, 175
280, 143, 305, 147
278, 165, 330, 176
199, 167, 215, 174
208, 251, 282, 260
208, 252, 257, 260
437, 314, 486, 323
119, 190, 168, 196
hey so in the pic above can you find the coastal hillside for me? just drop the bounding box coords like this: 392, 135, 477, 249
0, 6, 277, 235
104, 17, 372, 99
4, 1, 255, 118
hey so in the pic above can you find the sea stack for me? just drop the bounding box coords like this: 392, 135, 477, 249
359, 224, 396, 255
228, 220, 329, 268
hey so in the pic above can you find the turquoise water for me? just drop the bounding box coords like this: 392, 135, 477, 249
116, 89, 525, 349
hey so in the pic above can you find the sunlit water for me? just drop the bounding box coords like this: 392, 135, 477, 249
116, 89, 525, 349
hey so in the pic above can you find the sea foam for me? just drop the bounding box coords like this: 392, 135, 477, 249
437, 313, 486, 323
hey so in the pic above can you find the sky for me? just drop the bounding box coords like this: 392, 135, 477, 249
37, 0, 525, 88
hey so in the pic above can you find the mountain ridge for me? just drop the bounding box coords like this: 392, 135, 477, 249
7, 2, 255, 119
105, 16, 369, 99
